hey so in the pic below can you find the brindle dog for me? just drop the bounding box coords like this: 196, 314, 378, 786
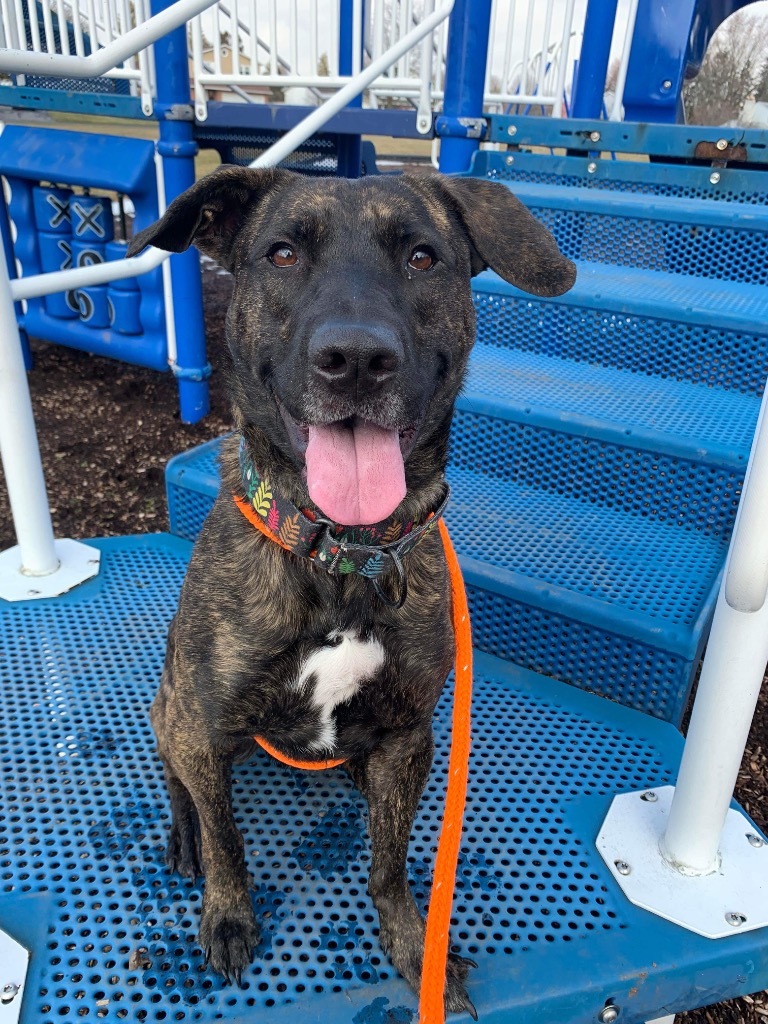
128, 166, 575, 1017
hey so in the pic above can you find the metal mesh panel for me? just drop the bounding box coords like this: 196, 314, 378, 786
195, 129, 339, 175
449, 409, 742, 541
488, 164, 766, 205
473, 289, 768, 396
444, 465, 725, 627
0, 535, 680, 1021
466, 344, 761, 453
167, 484, 216, 542
465, 585, 690, 720
529, 205, 768, 285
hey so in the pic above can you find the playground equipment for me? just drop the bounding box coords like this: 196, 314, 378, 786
3, 1, 768, 1022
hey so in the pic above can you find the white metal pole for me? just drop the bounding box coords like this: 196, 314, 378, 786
610, 0, 639, 121
249, 0, 455, 169
0, 241, 59, 576
661, 384, 768, 875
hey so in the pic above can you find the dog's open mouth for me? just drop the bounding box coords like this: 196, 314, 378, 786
279, 406, 420, 526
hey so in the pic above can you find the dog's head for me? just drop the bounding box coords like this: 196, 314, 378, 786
129, 166, 574, 525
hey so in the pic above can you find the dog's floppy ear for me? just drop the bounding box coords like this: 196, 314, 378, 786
126, 165, 293, 271
436, 176, 576, 297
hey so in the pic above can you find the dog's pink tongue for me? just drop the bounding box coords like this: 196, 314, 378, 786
306, 421, 406, 525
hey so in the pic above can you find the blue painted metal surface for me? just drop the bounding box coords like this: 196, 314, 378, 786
151, 0, 209, 423
569, 0, 620, 119
486, 114, 768, 162
200, 101, 434, 138
438, 0, 493, 173
336, 0, 364, 177
2, 532, 768, 1023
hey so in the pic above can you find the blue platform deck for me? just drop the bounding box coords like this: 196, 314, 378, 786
2, 534, 768, 1024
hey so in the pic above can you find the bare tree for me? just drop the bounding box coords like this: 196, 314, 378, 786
683, 6, 768, 125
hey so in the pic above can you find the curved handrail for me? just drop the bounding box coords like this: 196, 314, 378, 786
0, 0, 218, 77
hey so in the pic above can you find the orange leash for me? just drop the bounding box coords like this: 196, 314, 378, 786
420, 519, 473, 1024
234, 495, 473, 1020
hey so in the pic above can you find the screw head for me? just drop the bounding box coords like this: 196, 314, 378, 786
589, 130, 601, 143
614, 859, 631, 876
506, 155, 514, 165
598, 1006, 620, 1023
725, 911, 747, 927
641, 790, 658, 802
716, 138, 728, 151
587, 161, 597, 173
710, 171, 721, 184
507, 124, 517, 136
26, 589, 41, 596
1, 983, 19, 1004
661, 79, 672, 90
747, 832, 765, 848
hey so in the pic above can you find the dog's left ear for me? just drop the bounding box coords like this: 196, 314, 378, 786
435, 176, 576, 297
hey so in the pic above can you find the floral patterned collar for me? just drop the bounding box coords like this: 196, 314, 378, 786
236, 437, 449, 608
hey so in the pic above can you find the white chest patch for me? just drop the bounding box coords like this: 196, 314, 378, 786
295, 631, 385, 753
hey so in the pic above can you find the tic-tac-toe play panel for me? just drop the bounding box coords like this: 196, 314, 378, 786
2, 534, 768, 1024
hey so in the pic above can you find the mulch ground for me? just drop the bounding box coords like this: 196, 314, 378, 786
1, 262, 766, 1024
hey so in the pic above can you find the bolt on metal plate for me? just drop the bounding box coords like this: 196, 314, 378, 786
641, 790, 658, 802
726, 912, 747, 927
507, 124, 517, 136
747, 832, 765, 848
710, 171, 721, 184
614, 860, 631, 875
598, 1005, 620, 1023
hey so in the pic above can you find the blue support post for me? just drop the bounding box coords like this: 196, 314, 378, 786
438, 0, 493, 174
336, 0, 364, 178
150, 0, 210, 424
569, 0, 620, 119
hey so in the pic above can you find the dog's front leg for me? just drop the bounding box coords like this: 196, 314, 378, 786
172, 746, 260, 983
359, 728, 477, 1019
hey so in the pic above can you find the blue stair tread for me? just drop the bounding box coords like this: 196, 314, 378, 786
2, 533, 767, 1024
446, 466, 724, 648
474, 262, 768, 336
464, 342, 760, 461
507, 179, 768, 229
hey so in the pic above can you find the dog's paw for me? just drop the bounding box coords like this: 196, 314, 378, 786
166, 814, 203, 880
199, 899, 261, 985
445, 952, 478, 1019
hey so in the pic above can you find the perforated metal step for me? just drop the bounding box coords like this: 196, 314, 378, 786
464, 343, 760, 465
2, 533, 768, 1024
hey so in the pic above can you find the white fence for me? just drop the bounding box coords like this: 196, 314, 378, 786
189, 0, 582, 122
0, 0, 157, 114
0, 0, 636, 129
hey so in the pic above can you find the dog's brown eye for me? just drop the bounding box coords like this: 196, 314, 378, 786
408, 247, 435, 272
268, 244, 298, 267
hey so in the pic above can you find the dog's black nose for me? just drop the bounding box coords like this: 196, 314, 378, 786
308, 323, 404, 392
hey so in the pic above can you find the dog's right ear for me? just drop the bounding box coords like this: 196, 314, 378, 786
126, 165, 293, 271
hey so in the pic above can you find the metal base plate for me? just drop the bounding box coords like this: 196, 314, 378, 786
0, 538, 100, 601
597, 786, 768, 938
0, 924, 29, 1024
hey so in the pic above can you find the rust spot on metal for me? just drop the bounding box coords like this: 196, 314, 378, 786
694, 141, 747, 162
